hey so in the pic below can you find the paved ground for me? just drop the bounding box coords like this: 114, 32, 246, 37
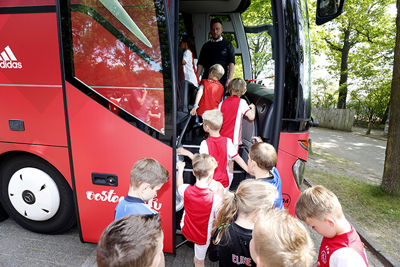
309, 127, 387, 184
0, 219, 97, 267
0, 126, 389, 266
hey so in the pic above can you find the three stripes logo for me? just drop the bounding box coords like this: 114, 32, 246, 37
0, 46, 22, 69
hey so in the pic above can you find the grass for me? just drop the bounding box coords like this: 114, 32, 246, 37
309, 151, 356, 169
305, 168, 400, 225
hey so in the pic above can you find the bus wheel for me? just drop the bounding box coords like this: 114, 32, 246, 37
0, 202, 9, 222
0, 155, 76, 234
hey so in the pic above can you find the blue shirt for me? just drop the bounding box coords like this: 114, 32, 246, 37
114, 195, 156, 220
259, 167, 284, 209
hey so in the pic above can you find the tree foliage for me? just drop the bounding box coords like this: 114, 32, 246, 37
310, 0, 395, 111
312, 78, 338, 108
240, 0, 274, 83
348, 77, 391, 134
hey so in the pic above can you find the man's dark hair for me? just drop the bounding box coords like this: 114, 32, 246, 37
97, 214, 162, 267
210, 17, 223, 27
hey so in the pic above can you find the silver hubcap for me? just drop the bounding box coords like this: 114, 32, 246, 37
8, 167, 60, 221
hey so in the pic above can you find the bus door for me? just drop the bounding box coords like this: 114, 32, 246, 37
59, 0, 176, 252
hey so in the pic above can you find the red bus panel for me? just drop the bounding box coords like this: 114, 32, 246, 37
0, 143, 72, 187
0, 12, 70, 184
0, 1, 55, 8
0, 13, 61, 85
277, 131, 309, 215
66, 82, 174, 252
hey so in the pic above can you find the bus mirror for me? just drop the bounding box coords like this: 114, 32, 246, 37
316, 0, 345, 25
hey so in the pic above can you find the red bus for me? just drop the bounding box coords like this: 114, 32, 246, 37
0, 0, 343, 253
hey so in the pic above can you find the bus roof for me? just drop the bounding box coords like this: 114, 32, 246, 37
180, 0, 250, 13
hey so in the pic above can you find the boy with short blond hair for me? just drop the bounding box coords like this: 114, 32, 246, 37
114, 158, 169, 219
219, 78, 256, 149
178, 109, 248, 189
202, 107, 223, 130
177, 154, 223, 267
295, 185, 368, 267
97, 214, 164, 267
248, 141, 284, 209
190, 64, 225, 117
249, 208, 314, 267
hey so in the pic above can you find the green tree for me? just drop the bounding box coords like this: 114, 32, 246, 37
310, 0, 394, 109
382, 0, 400, 195
350, 77, 391, 134
241, 0, 274, 81
312, 78, 337, 108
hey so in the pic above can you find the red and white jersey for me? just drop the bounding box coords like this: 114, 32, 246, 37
219, 96, 251, 147
178, 184, 221, 245
318, 225, 368, 267
200, 136, 238, 188
197, 79, 224, 116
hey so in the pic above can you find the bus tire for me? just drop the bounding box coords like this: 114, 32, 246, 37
0, 202, 9, 222
0, 155, 76, 234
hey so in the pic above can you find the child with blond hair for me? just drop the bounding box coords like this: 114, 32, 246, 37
219, 78, 256, 149
208, 179, 278, 267
190, 64, 225, 117
249, 208, 315, 267
178, 109, 248, 189
177, 154, 223, 267
295, 185, 368, 267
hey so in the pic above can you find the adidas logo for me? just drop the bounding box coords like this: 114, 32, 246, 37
0, 46, 22, 69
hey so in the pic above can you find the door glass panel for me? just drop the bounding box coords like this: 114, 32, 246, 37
241, 1, 275, 88
70, 0, 168, 134
233, 55, 244, 79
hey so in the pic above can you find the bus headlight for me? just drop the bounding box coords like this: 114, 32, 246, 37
292, 159, 306, 187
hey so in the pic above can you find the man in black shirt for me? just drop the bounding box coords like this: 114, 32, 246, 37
197, 18, 235, 90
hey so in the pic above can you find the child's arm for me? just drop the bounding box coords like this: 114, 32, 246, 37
225, 62, 235, 87
197, 64, 204, 77
190, 86, 204, 116
176, 161, 185, 188
244, 103, 256, 121
209, 180, 225, 200
233, 155, 249, 173
148, 110, 161, 118
137, 89, 148, 106
177, 147, 194, 160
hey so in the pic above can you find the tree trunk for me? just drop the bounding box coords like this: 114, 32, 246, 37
366, 122, 372, 135
381, 102, 390, 126
337, 29, 351, 109
381, 0, 400, 195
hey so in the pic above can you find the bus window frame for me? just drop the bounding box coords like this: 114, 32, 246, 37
59, 0, 175, 146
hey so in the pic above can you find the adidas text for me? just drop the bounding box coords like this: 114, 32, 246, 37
0, 61, 22, 69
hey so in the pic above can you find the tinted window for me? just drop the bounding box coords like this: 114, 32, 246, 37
67, 0, 171, 136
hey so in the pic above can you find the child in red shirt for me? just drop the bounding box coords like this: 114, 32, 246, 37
219, 78, 256, 149
178, 109, 248, 190
177, 154, 223, 267
190, 64, 225, 117
295, 185, 368, 267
